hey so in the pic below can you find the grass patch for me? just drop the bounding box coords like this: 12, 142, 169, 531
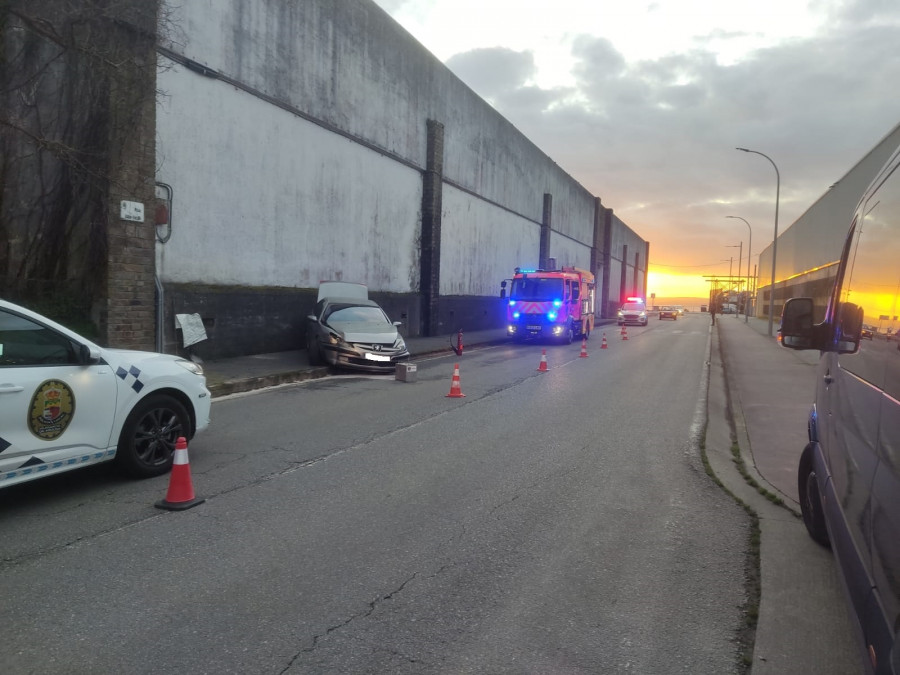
699, 425, 761, 674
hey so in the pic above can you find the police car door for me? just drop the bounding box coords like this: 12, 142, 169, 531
0, 307, 118, 482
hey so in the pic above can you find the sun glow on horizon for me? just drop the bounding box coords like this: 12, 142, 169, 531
647, 269, 712, 302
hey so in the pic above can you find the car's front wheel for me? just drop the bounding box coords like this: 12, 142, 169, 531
116, 394, 191, 478
798, 444, 830, 546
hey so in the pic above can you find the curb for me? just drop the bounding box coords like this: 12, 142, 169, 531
208, 367, 330, 398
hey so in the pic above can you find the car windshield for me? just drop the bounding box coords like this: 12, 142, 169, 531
622, 303, 645, 311
510, 277, 564, 301
325, 305, 389, 325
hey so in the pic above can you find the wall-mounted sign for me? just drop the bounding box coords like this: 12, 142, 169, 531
120, 200, 145, 222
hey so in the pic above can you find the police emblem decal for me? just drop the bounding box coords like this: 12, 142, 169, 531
28, 380, 76, 440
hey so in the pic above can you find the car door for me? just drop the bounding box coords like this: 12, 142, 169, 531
0, 307, 118, 480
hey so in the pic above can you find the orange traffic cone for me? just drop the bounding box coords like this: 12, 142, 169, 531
155, 437, 205, 511
601, 333, 608, 349
537, 349, 549, 372
621, 326, 629, 340
579, 337, 589, 358
446, 363, 466, 398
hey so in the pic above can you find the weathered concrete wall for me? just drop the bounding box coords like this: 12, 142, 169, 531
155, 0, 647, 357
757, 122, 900, 319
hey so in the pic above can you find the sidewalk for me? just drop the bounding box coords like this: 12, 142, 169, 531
709, 313, 858, 674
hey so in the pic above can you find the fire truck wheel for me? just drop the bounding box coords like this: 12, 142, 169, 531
563, 321, 574, 344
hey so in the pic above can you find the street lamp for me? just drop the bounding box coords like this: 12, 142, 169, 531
736, 148, 780, 337
726, 216, 752, 323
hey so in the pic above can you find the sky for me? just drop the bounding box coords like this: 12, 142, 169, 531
371, 0, 900, 299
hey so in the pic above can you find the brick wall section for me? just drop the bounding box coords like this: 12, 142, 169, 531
104, 2, 160, 350
421, 119, 445, 336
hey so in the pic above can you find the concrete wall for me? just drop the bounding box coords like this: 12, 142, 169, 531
155, 0, 647, 358
756, 122, 900, 319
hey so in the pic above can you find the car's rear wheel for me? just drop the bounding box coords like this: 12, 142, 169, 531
116, 394, 190, 478
798, 445, 830, 546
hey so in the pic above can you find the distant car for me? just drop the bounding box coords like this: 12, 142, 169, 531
658, 307, 677, 320
617, 301, 648, 326
674, 305, 685, 316
861, 324, 875, 340
306, 282, 410, 372
0, 299, 211, 489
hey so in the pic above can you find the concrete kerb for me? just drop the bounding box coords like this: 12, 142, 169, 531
705, 321, 859, 675
207, 367, 330, 398
716, 326, 801, 517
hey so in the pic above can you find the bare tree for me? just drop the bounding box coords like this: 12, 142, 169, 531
1, 0, 159, 334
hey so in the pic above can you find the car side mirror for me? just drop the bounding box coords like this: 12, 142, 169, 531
77, 342, 102, 364
780, 297, 817, 349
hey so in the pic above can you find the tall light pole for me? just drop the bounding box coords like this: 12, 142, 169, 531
726, 216, 752, 323
736, 148, 780, 337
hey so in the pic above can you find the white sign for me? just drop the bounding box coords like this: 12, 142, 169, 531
120, 200, 145, 222
175, 313, 208, 348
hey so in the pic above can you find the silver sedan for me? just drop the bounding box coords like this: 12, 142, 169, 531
306, 297, 410, 372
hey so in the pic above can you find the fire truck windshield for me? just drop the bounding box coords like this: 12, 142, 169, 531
511, 277, 564, 301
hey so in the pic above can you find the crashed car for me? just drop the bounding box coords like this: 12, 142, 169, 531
0, 299, 211, 489
305, 282, 410, 372
658, 306, 678, 320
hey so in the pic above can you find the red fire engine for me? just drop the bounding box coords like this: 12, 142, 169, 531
501, 266, 596, 343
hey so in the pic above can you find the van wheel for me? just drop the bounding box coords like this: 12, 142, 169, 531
798, 445, 830, 547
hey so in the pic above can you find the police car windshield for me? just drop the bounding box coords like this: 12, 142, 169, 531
511, 277, 564, 301
622, 302, 645, 310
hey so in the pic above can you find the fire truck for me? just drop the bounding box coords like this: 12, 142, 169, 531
501, 266, 596, 343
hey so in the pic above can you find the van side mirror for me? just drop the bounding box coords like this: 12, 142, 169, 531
781, 298, 863, 353
780, 298, 817, 349
835, 301, 863, 354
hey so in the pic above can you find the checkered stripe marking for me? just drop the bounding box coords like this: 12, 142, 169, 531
2, 449, 116, 482
116, 364, 145, 393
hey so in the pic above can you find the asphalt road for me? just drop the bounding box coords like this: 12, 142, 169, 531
3, 316, 751, 673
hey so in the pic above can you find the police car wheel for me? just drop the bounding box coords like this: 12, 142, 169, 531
116, 394, 191, 478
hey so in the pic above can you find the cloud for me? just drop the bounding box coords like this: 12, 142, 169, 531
445, 48, 538, 97
441, 17, 900, 272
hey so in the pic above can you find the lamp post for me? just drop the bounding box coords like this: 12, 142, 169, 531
736, 148, 780, 337
726, 216, 752, 323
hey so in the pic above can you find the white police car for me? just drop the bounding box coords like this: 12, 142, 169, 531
0, 299, 211, 488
